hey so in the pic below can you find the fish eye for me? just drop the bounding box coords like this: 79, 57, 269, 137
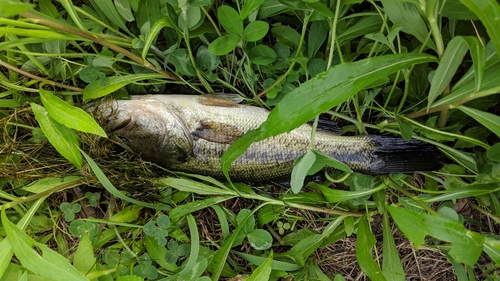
119, 136, 130, 146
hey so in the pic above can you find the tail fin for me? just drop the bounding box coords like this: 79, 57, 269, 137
367, 136, 443, 174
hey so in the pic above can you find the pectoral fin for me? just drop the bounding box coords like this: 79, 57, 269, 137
191, 121, 244, 144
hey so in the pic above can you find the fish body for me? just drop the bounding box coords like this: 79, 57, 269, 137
95, 94, 442, 181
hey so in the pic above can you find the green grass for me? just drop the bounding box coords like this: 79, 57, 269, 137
1, 0, 500, 280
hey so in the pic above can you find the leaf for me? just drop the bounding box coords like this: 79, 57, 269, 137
157, 177, 236, 196
290, 151, 316, 194
396, 116, 413, 140
461, 36, 485, 92
218, 5, 243, 35
0, 1, 34, 17
208, 34, 240, 55
169, 196, 235, 223
380, 0, 435, 50
247, 229, 273, 250
487, 143, 500, 161
31, 103, 82, 168
243, 21, 269, 42
22, 176, 82, 193
456, 106, 500, 138
308, 21, 327, 59
306, 1, 336, 18
233, 251, 300, 271
83, 73, 166, 101
271, 25, 301, 49
145, 236, 177, 271
196, 45, 220, 71
221, 53, 437, 181
240, 0, 266, 20
73, 233, 96, 273
442, 0, 478, 20
459, 0, 500, 58
356, 217, 387, 281
427, 36, 469, 110
248, 44, 278, 65
1, 209, 88, 281
136, 0, 162, 30
142, 17, 173, 60
237, 209, 255, 234
387, 205, 484, 266
382, 212, 405, 281
423, 183, 500, 203
89, 0, 129, 32
171, 48, 197, 76
40, 89, 106, 137
110, 205, 143, 223
245, 251, 273, 281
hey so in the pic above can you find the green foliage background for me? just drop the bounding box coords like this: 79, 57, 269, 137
1, 0, 500, 280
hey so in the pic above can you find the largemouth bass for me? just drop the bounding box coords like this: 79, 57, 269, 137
93, 94, 442, 181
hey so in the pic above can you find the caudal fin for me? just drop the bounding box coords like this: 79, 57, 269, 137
367, 136, 443, 175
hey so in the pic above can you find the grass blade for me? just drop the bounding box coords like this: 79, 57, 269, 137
356, 217, 387, 281
456, 106, 500, 138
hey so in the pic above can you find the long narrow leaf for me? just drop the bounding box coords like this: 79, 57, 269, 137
221, 53, 437, 180
457, 106, 500, 138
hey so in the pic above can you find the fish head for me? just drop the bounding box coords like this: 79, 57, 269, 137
94, 99, 193, 166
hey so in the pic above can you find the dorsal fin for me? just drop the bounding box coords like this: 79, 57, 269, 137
199, 93, 245, 107
191, 120, 245, 144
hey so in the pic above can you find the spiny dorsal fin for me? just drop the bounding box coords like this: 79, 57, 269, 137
191, 120, 244, 144
199, 93, 245, 107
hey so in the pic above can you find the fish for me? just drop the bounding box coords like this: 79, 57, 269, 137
92, 94, 442, 182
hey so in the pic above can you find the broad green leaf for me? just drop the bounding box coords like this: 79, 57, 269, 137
81, 150, 172, 211
0, 197, 47, 277
115, 0, 134, 21
145, 236, 178, 271
240, 0, 266, 20
382, 212, 405, 281
306, 1, 336, 18
221, 53, 437, 179
243, 20, 269, 42
110, 205, 143, 223
423, 183, 500, 203
83, 73, 166, 101
271, 25, 301, 49
380, 0, 435, 50
290, 151, 316, 194
442, 0, 478, 20
208, 34, 240, 55
247, 229, 273, 250
356, 217, 387, 281
142, 17, 173, 60
169, 196, 235, 223
247, 44, 277, 65
31, 103, 82, 168
396, 116, 413, 140
487, 143, 500, 162
157, 177, 236, 196
245, 251, 273, 281
233, 251, 300, 271
456, 106, 500, 138
218, 5, 243, 35
170, 48, 197, 76
387, 205, 484, 266
278, 234, 322, 266
459, 0, 500, 58
22, 176, 82, 193
0, 1, 34, 17
427, 36, 469, 110
1, 209, 88, 281
73, 233, 95, 273
237, 209, 255, 234
308, 21, 328, 59
483, 237, 500, 265
40, 89, 106, 137
196, 45, 220, 71
136, 0, 162, 30
178, 5, 202, 31
88, 0, 129, 32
